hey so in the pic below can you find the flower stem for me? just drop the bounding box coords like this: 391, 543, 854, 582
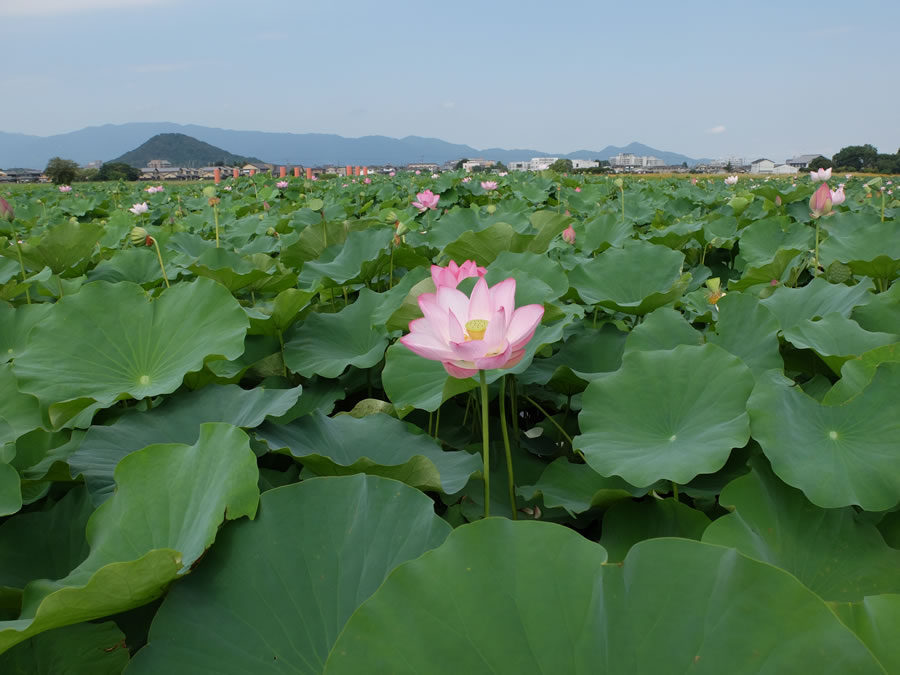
499, 376, 517, 520
814, 219, 820, 275
152, 238, 170, 288
524, 394, 573, 445
213, 205, 220, 248
672, 481, 679, 503
479, 370, 490, 519
12, 233, 31, 304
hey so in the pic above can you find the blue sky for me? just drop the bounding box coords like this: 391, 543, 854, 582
1, 0, 897, 161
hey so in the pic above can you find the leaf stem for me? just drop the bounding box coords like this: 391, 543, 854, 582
524, 394, 573, 445
499, 376, 517, 519
12, 232, 31, 304
479, 370, 490, 519
152, 238, 170, 288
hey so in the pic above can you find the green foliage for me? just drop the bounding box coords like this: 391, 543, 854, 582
43, 157, 79, 185
111, 133, 263, 168
832, 144, 879, 171
807, 155, 832, 170
548, 158, 573, 172
95, 162, 140, 181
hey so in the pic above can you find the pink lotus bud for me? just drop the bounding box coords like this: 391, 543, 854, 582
415, 170, 421, 175
829, 186, 846, 206
481, 181, 498, 191
574, 187, 581, 192
810, 167, 832, 182
58, 185, 72, 193
724, 175, 738, 185
691, 177, 697, 185
263, 201, 270, 211
0, 196, 13, 222
276, 180, 289, 189
430, 260, 487, 289
775, 196, 782, 206
562, 225, 576, 245
809, 182, 832, 218
364, 177, 371, 184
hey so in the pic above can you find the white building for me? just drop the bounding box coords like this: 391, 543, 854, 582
773, 164, 799, 174
749, 158, 776, 174
509, 157, 560, 171
609, 153, 665, 168
786, 154, 824, 169
462, 158, 496, 172
571, 159, 600, 169
710, 157, 746, 170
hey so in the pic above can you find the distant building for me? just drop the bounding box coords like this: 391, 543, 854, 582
147, 159, 172, 169
462, 158, 496, 172
749, 158, 776, 174
609, 153, 665, 169
508, 157, 563, 171
571, 159, 600, 170
85, 160, 103, 170
710, 157, 746, 170
407, 163, 440, 172
786, 154, 824, 169
773, 163, 799, 174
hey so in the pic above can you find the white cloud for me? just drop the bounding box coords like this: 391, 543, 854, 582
706, 125, 727, 135
0, 0, 174, 16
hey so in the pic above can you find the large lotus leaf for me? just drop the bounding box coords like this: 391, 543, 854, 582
0, 423, 259, 653
707, 292, 783, 374
623, 306, 703, 353
441, 222, 528, 266
381, 342, 478, 412
283, 290, 389, 378
69, 384, 302, 505
853, 282, 900, 334
13, 278, 248, 416
568, 242, 690, 314
324, 521, 882, 674
88, 248, 170, 286
831, 595, 900, 674
759, 276, 874, 331
485, 250, 568, 305
729, 248, 804, 292
583, 210, 634, 252
0, 463, 20, 518
0, 365, 44, 442
820, 218, 900, 281
124, 475, 451, 675
748, 365, 900, 510
0, 621, 129, 674
517, 457, 647, 516
297, 228, 394, 289
575, 344, 754, 486
644, 220, 703, 249
518, 323, 627, 386
0, 303, 52, 363
703, 457, 900, 601
526, 210, 574, 253
187, 248, 270, 292
736, 216, 811, 269
18, 220, 103, 275
256, 412, 480, 494
781, 313, 897, 374
824, 344, 900, 405
599, 498, 711, 562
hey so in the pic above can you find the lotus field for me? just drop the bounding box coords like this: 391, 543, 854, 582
1, 169, 900, 673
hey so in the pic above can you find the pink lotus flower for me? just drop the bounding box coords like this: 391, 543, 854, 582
224, 186, 232, 191
497, 172, 508, 177
775, 196, 782, 206
276, 180, 289, 189
415, 170, 421, 175
389, 171, 396, 177
462, 177, 472, 183
431, 260, 487, 289
562, 224, 576, 245
431, 173, 440, 178
58, 185, 72, 193
724, 175, 738, 185
830, 186, 846, 206
310, 175, 318, 181
574, 187, 581, 192
400, 276, 544, 378
809, 182, 832, 218
481, 181, 498, 191
810, 167, 832, 182
0, 196, 13, 222
129, 202, 149, 215
412, 189, 440, 212
364, 177, 371, 184
691, 177, 698, 185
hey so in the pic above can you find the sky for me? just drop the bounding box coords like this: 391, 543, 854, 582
1, 0, 897, 162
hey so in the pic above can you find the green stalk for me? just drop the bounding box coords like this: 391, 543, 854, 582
524, 394, 573, 445
814, 219, 820, 275
213, 204, 220, 248
620, 186, 626, 225
12, 233, 31, 304
152, 238, 170, 288
479, 370, 491, 518
499, 376, 517, 520
672, 481, 679, 503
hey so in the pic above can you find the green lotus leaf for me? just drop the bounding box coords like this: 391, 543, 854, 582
256, 411, 480, 494
187, 248, 270, 292
0, 463, 21, 518
707, 292, 783, 374
297, 228, 394, 290
729, 248, 804, 292
644, 220, 703, 249
88, 248, 170, 287
0, 365, 44, 443
820, 218, 900, 281
568, 242, 690, 314
518, 323, 627, 386
576, 344, 754, 486
0, 621, 129, 674
324, 521, 882, 674
485, 250, 568, 305
0, 303, 52, 364
517, 457, 648, 516
121, 476, 450, 675
583, 210, 633, 252
781, 313, 897, 374
381, 342, 478, 412
824, 344, 900, 405
624, 306, 703, 353
852, 282, 900, 334
736, 216, 811, 269
69, 384, 302, 505
442, 221, 529, 266
13, 278, 248, 416
704, 456, 900, 601
831, 595, 900, 674
600, 498, 711, 562
18, 220, 104, 276
283, 289, 389, 378
748, 364, 900, 510
0, 423, 259, 653
760, 276, 874, 331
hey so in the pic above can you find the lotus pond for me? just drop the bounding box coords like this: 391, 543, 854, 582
0, 170, 899, 673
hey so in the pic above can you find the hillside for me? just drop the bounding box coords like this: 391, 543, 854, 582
110, 133, 264, 168
0, 122, 707, 169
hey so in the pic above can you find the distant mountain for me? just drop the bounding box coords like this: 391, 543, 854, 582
111, 133, 262, 168
0, 122, 706, 169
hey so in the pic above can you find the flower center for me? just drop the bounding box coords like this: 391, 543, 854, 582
465, 319, 488, 341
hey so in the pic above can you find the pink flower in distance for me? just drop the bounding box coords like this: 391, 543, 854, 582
415, 170, 421, 175
574, 187, 581, 192
129, 202, 149, 215
412, 189, 440, 212
724, 175, 738, 185
481, 181, 498, 191
462, 177, 472, 183
389, 171, 396, 177
691, 177, 698, 185
58, 185, 72, 192
810, 167, 832, 182
400, 276, 544, 378
830, 186, 846, 206
562, 225, 576, 245
224, 186, 232, 191
431, 260, 487, 289
276, 180, 289, 189
497, 171, 508, 177
809, 182, 832, 218
145, 186, 158, 193
364, 177, 371, 184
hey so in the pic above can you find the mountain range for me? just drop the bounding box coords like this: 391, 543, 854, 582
0, 122, 707, 169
